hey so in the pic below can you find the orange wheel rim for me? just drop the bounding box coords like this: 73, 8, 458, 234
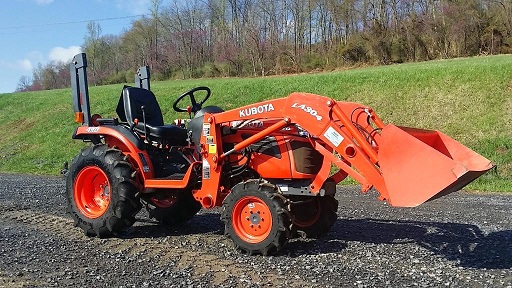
74, 166, 111, 219
150, 196, 177, 208
232, 196, 272, 244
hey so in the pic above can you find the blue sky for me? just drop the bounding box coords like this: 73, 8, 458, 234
0, 0, 154, 94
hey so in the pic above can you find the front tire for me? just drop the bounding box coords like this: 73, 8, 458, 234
290, 195, 338, 238
66, 144, 142, 237
221, 180, 291, 255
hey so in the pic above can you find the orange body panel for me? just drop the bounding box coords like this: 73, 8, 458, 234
75, 126, 154, 181
222, 131, 323, 180
74, 126, 197, 192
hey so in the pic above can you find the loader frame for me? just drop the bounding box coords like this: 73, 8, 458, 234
192, 94, 390, 208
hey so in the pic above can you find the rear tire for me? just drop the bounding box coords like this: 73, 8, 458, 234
221, 180, 291, 255
66, 144, 142, 238
290, 195, 338, 238
142, 190, 201, 225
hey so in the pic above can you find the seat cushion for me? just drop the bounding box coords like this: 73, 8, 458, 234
135, 123, 188, 146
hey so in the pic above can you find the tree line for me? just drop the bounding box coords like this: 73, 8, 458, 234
17, 0, 512, 92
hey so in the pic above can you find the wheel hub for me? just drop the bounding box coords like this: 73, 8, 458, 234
102, 184, 110, 198
250, 213, 261, 225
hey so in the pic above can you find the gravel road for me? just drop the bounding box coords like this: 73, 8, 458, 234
0, 173, 511, 287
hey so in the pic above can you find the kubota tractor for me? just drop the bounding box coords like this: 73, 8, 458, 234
65, 53, 493, 255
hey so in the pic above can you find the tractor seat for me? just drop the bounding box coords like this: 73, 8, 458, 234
116, 86, 188, 146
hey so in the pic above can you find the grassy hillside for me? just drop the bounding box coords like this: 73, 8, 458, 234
0, 55, 510, 191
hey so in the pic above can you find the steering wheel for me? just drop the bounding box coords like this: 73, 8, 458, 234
173, 86, 211, 113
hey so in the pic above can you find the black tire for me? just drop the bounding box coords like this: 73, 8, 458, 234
142, 190, 202, 225
65, 144, 142, 238
221, 180, 291, 255
290, 195, 338, 238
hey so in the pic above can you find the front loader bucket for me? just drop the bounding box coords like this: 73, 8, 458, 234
378, 124, 493, 207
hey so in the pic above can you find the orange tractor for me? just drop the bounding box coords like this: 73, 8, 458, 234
65, 53, 493, 255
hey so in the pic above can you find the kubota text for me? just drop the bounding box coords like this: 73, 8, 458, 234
239, 103, 275, 117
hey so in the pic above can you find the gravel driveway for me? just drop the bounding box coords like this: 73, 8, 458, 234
0, 173, 511, 287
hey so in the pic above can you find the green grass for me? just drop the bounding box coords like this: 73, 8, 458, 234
1, 55, 511, 191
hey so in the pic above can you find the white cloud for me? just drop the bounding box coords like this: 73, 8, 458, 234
17, 59, 33, 71
0, 59, 33, 72
115, 0, 151, 15
0, 50, 45, 74
0, 47, 79, 75
34, 0, 54, 5
48, 46, 82, 63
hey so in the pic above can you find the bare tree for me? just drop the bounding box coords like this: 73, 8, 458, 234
16, 76, 32, 92
16, 0, 512, 92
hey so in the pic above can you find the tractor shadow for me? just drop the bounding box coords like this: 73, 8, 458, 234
121, 212, 225, 238
285, 218, 512, 270
123, 212, 511, 269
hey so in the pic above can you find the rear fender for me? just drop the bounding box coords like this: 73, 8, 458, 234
73, 125, 154, 180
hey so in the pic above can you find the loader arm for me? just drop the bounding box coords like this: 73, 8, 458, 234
194, 92, 493, 208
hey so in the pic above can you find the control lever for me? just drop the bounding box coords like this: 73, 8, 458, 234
141, 106, 148, 140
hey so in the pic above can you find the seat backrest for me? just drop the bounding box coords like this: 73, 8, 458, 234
116, 86, 164, 127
